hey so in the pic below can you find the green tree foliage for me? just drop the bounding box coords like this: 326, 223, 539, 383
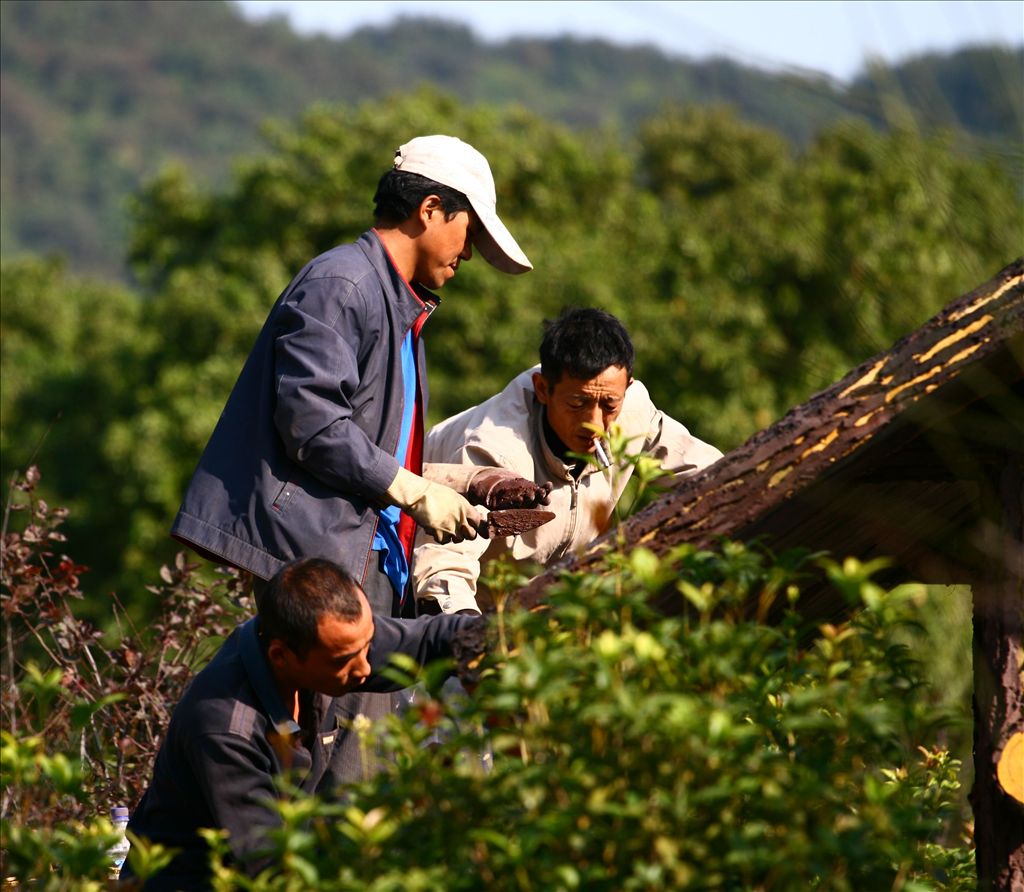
126, 93, 1020, 442
632, 109, 1020, 436
2, 91, 1018, 605
0, 258, 152, 599
1, 0, 1019, 278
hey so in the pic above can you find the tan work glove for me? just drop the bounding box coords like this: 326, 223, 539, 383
385, 467, 486, 544
466, 469, 552, 510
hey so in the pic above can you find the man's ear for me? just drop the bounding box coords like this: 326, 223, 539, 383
532, 372, 551, 405
419, 194, 443, 223
266, 638, 294, 672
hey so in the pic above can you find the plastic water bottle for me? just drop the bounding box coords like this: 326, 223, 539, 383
108, 806, 131, 879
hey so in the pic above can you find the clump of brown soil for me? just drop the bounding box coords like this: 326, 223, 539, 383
487, 509, 555, 537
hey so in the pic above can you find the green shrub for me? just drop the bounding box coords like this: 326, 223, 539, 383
0, 466, 245, 885
203, 544, 974, 891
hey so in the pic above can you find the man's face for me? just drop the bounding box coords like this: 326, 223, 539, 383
533, 365, 631, 456
412, 202, 478, 290
286, 602, 375, 697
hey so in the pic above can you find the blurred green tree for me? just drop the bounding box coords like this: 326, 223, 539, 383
0, 257, 148, 603
2, 91, 1018, 611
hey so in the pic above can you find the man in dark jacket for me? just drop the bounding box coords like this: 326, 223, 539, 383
170, 135, 545, 620
123, 557, 484, 889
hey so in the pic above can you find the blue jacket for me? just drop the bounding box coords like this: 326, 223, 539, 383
171, 230, 437, 584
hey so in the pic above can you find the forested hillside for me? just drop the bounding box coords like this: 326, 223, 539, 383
1, 0, 1020, 279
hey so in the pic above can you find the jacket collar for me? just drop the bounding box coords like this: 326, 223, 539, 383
358, 229, 440, 330
239, 617, 301, 737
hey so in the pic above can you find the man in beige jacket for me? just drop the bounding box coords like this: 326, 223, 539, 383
413, 308, 723, 614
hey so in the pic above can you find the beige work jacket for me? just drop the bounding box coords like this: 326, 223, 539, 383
413, 367, 723, 613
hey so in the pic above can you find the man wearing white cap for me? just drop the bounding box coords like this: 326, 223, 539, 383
170, 135, 547, 624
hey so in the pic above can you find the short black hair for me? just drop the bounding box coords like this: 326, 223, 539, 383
539, 308, 635, 382
373, 169, 472, 225
258, 558, 364, 659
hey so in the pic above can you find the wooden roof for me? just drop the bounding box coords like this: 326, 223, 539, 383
517, 259, 1024, 621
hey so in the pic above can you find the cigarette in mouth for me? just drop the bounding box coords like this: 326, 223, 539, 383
593, 439, 612, 469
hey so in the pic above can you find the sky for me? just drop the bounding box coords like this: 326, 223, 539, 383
235, 0, 1023, 82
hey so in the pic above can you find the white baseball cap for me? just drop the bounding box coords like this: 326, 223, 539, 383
393, 135, 533, 275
